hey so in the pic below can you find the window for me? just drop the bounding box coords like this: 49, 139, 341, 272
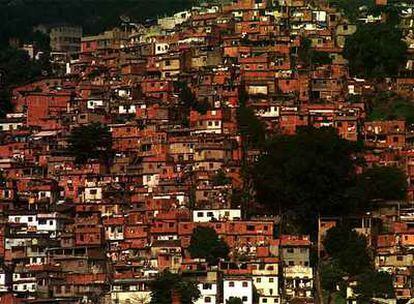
246, 225, 255, 231
242, 282, 248, 287
269, 278, 274, 283
263, 299, 268, 303
197, 212, 204, 217
229, 281, 235, 287
288, 261, 294, 266
207, 212, 214, 217
242, 296, 248, 301
256, 278, 261, 283
203, 283, 212, 290
90, 189, 97, 195
39, 219, 46, 225
287, 248, 294, 253
205, 297, 212, 303
28, 217, 33, 222
397, 256, 404, 261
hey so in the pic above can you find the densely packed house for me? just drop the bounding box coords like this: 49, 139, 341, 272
0, 0, 414, 303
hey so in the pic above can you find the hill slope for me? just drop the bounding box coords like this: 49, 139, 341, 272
0, 0, 195, 46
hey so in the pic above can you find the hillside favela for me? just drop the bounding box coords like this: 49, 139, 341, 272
0, 0, 413, 303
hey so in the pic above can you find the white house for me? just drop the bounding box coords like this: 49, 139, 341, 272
253, 261, 280, 304
0, 270, 8, 293
154, 43, 170, 55
143, 173, 160, 191
87, 99, 104, 110
0, 119, 24, 132
119, 104, 137, 114
8, 213, 61, 237
283, 265, 313, 299
192, 209, 241, 222
82, 184, 103, 202
195, 282, 218, 304
12, 273, 37, 294
223, 277, 253, 304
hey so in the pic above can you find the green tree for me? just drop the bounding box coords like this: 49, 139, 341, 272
149, 270, 200, 304
356, 166, 407, 204
343, 22, 407, 78
212, 169, 231, 186
322, 226, 394, 302
321, 260, 346, 304
253, 127, 359, 232
297, 37, 332, 67
177, 81, 209, 115
323, 225, 371, 275
226, 297, 243, 304
354, 270, 394, 301
67, 123, 113, 165
367, 92, 414, 124
328, 0, 374, 22
237, 87, 266, 149
188, 226, 229, 265
0, 47, 51, 116
298, 37, 312, 67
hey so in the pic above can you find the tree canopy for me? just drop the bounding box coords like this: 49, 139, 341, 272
322, 225, 394, 302
323, 225, 372, 275
343, 22, 407, 78
367, 92, 414, 124
354, 270, 395, 300
253, 127, 359, 231
226, 298, 244, 304
237, 87, 266, 149
188, 226, 229, 265
298, 37, 332, 67
149, 270, 200, 304
212, 169, 232, 186
327, 0, 374, 22
0, 47, 51, 116
177, 81, 209, 115
356, 166, 407, 203
67, 123, 113, 165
